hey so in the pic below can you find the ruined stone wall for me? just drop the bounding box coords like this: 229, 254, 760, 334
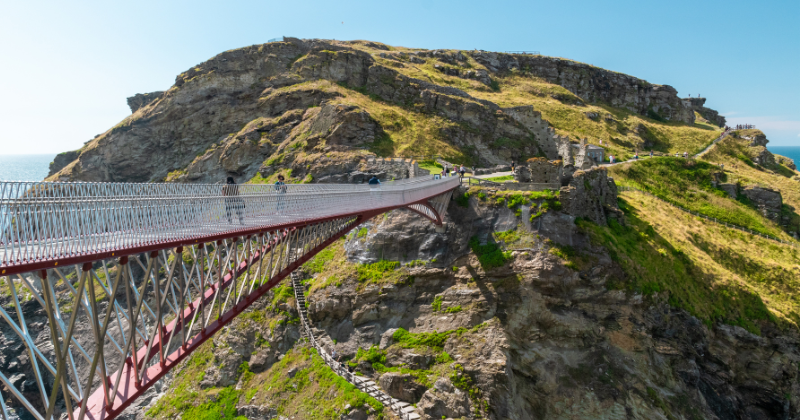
502, 106, 560, 159
516, 158, 561, 184
316, 157, 428, 183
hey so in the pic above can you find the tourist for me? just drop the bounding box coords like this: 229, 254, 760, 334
683, 151, 688, 158
511, 160, 516, 172
459, 165, 466, 180
369, 175, 381, 200
443, 165, 449, 177
634, 153, 639, 160
609, 155, 615, 164
274, 175, 287, 213
649, 150, 654, 158
224, 177, 245, 225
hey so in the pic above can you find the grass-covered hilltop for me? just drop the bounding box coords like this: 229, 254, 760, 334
39, 38, 800, 420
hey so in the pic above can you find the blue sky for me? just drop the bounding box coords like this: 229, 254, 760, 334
1, 0, 798, 155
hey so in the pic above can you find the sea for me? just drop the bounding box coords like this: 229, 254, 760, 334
769, 146, 800, 165
0, 154, 56, 182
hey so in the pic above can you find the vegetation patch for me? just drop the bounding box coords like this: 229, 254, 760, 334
357, 260, 401, 283
469, 236, 512, 269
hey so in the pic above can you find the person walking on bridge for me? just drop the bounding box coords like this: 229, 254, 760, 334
224, 177, 245, 225
274, 175, 287, 213
459, 165, 466, 180
368, 175, 381, 202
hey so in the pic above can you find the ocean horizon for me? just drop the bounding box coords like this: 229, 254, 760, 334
768, 146, 800, 165
0, 154, 56, 182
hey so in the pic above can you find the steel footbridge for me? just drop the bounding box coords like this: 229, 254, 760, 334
0, 176, 458, 420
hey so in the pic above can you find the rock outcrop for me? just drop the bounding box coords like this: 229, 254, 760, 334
741, 186, 783, 222
127, 91, 164, 113
684, 96, 726, 127
47, 149, 80, 176
470, 52, 696, 123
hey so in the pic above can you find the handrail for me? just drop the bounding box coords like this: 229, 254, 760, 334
0, 177, 460, 269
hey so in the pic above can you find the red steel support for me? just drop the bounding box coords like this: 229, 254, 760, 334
78, 212, 378, 419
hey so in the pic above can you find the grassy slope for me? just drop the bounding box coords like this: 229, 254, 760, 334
352, 45, 722, 161
580, 192, 800, 333
701, 132, 800, 231
608, 157, 797, 240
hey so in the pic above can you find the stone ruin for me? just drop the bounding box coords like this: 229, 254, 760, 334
514, 136, 599, 185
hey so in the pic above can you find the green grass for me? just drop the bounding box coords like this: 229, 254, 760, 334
418, 159, 443, 174
484, 174, 514, 182
303, 247, 335, 274
249, 347, 384, 419
357, 260, 401, 283
468, 236, 512, 269
431, 295, 443, 312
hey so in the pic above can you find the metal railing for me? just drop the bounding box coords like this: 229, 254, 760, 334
618, 186, 797, 248
0, 176, 460, 270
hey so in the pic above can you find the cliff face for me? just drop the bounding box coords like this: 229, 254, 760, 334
49, 39, 542, 182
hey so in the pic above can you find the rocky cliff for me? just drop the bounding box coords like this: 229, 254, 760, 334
47, 38, 719, 184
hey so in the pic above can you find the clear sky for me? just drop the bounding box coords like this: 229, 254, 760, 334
1, 0, 798, 155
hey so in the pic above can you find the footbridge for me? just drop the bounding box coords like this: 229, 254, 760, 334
0, 176, 458, 420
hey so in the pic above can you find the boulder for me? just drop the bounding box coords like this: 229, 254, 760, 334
236, 405, 278, 420
741, 186, 783, 222
378, 372, 427, 402
417, 378, 471, 419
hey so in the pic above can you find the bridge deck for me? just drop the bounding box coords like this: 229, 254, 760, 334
0, 176, 459, 275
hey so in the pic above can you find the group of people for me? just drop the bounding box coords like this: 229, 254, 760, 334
441, 164, 468, 179
222, 175, 290, 225
331, 349, 355, 374
733, 124, 755, 130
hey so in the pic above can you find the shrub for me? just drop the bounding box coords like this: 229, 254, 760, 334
431, 295, 443, 312
455, 192, 470, 208
469, 236, 511, 269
